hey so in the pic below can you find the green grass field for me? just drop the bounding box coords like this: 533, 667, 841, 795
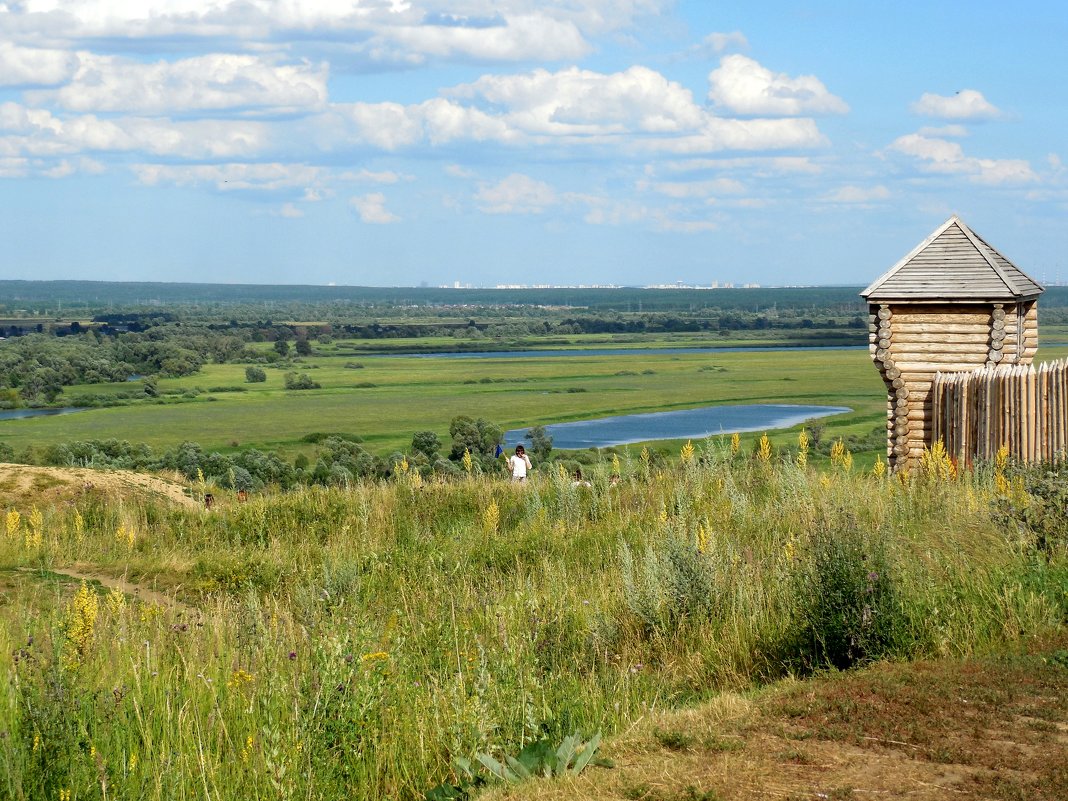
4, 343, 1068, 462
0, 454, 1065, 800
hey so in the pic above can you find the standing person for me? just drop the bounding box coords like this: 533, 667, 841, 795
508, 445, 532, 482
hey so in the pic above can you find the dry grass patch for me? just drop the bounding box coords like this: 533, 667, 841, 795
490, 635, 1068, 801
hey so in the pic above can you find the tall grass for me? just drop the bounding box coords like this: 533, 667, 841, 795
0, 446, 1064, 799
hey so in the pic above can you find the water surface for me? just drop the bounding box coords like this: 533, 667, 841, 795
0, 408, 85, 421
505, 403, 850, 449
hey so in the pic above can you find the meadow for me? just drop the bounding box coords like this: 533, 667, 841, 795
0, 444, 1065, 800
1, 345, 895, 459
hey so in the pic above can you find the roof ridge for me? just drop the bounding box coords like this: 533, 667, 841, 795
861, 215, 1044, 301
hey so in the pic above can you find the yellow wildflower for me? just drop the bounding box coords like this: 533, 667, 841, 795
64, 581, 99, 669
695, 525, 709, 554
873, 455, 886, 479
105, 587, 126, 617
227, 668, 256, 689
482, 500, 500, 535
360, 651, 389, 663
612, 453, 621, 475
241, 735, 254, 762
73, 510, 84, 542
680, 440, 695, 464
116, 523, 136, 551
461, 448, 473, 474
730, 432, 740, 456
796, 429, 809, 469
757, 433, 772, 464
640, 446, 650, 465
5, 509, 19, 538
128, 752, 138, 771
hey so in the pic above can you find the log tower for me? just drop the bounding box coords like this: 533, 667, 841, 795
861, 216, 1044, 470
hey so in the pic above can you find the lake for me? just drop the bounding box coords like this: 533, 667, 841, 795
0, 408, 85, 421
505, 403, 851, 449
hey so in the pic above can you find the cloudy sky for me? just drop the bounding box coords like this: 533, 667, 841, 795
1, 1, 1065, 287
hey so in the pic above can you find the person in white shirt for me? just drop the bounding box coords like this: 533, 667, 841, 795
508, 444, 532, 481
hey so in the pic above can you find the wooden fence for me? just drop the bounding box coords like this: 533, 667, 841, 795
931, 358, 1068, 463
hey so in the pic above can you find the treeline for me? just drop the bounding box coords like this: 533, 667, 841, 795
0, 331, 251, 404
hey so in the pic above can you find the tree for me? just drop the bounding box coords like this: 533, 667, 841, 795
274, 339, 290, 357
245, 366, 267, 383
411, 430, 441, 460
524, 425, 553, 460
295, 338, 313, 357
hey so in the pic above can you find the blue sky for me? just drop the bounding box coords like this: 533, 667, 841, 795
1, 1, 1065, 288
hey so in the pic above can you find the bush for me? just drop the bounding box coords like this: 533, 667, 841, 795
284, 372, 321, 390
245, 366, 267, 383
790, 526, 902, 671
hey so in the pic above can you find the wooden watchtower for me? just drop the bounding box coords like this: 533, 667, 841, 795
861, 216, 1044, 470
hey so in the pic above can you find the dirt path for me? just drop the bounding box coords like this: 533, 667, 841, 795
19, 564, 197, 613
0, 462, 199, 510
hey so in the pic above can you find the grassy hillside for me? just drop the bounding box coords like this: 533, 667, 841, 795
0, 445, 1065, 799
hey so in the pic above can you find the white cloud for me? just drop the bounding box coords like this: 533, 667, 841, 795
659, 156, 822, 176
338, 168, 408, 184
692, 31, 748, 57
30, 53, 328, 114
445, 163, 474, 178
132, 162, 322, 192
350, 192, 400, 223
382, 14, 589, 63
0, 43, 78, 85
643, 177, 746, 198
278, 202, 303, 218
910, 89, 1000, 120
823, 185, 890, 203
448, 66, 704, 135
888, 133, 1038, 185
476, 173, 556, 214
0, 102, 267, 159
0, 2, 666, 66
917, 124, 969, 138
707, 54, 848, 116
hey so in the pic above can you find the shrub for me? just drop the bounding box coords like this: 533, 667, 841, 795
284, 372, 321, 390
245, 366, 267, 383
790, 526, 902, 671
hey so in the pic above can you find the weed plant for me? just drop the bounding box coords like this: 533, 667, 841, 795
0, 445, 1065, 799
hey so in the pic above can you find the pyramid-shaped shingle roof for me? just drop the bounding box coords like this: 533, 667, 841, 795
861, 216, 1043, 302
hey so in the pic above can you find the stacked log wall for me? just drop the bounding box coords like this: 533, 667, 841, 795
868, 301, 1038, 469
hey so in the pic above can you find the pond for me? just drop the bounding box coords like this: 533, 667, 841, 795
0, 408, 86, 422
505, 403, 851, 449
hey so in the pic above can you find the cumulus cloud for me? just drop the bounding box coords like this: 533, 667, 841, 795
331, 66, 826, 154
475, 173, 556, 214
448, 66, 704, 135
0, 103, 267, 159
823, 185, 890, 203
29, 53, 327, 114
888, 133, 1038, 185
0, 2, 665, 65
0, 43, 78, 86
910, 89, 1000, 120
707, 54, 848, 116
350, 192, 400, 223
